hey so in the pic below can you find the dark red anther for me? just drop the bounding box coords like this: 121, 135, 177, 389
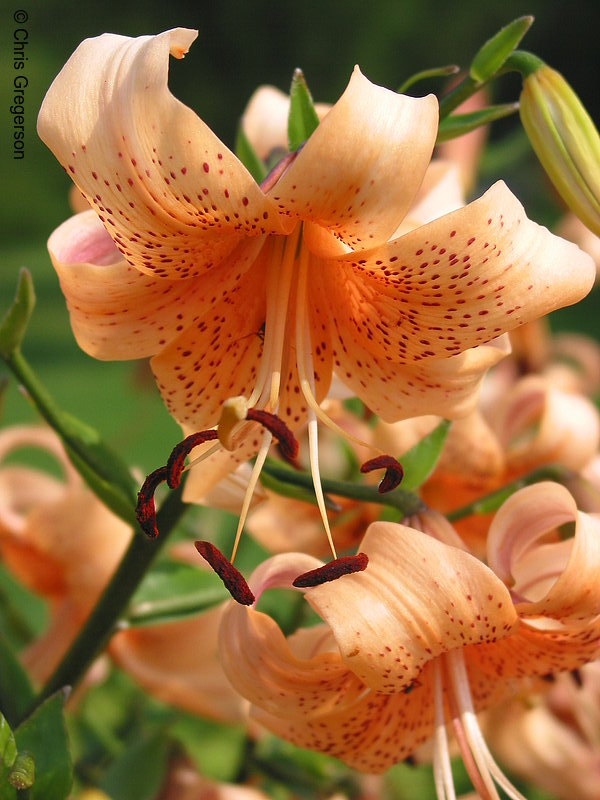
136, 466, 169, 539
246, 408, 299, 462
166, 430, 219, 489
195, 540, 255, 606
292, 553, 369, 588
360, 455, 404, 493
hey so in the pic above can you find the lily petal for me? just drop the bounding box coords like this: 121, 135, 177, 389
109, 603, 247, 723
49, 211, 263, 360
219, 553, 367, 718
270, 67, 438, 250
37, 28, 291, 281
320, 181, 595, 363
487, 482, 600, 624
251, 665, 436, 773
305, 521, 518, 693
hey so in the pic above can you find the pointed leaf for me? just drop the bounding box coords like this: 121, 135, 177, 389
470, 16, 533, 83
397, 64, 459, 94
436, 103, 520, 143
234, 126, 267, 183
397, 420, 451, 492
288, 68, 320, 151
14, 690, 72, 800
0, 269, 35, 359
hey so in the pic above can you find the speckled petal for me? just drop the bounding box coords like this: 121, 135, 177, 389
328, 305, 510, 422
37, 28, 292, 280
49, 211, 264, 359
320, 181, 595, 363
270, 67, 438, 250
219, 553, 367, 719
305, 521, 518, 694
251, 664, 436, 773
150, 247, 270, 431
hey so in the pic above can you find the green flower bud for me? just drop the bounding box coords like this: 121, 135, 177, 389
520, 63, 600, 237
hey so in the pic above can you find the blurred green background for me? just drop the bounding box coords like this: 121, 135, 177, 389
1, 0, 600, 471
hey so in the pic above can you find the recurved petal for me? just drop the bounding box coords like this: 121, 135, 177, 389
109, 603, 247, 723
270, 67, 438, 250
487, 482, 600, 624
38, 28, 291, 280
305, 521, 518, 694
493, 376, 600, 472
219, 553, 367, 719
320, 181, 595, 363
251, 664, 437, 773
49, 211, 263, 359
327, 312, 509, 422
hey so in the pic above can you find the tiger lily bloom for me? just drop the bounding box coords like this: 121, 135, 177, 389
38, 28, 594, 555
219, 483, 600, 798
0, 425, 131, 683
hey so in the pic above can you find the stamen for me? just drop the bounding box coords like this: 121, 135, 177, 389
166, 430, 219, 489
194, 540, 255, 606
230, 427, 272, 564
432, 660, 457, 800
292, 553, 368, 587
136, 466, 169, 539
360, 455, 404, 493
246, 408, 298, 462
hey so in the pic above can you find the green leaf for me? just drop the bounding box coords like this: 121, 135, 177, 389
170, 714, 246, 782
14, 691, 72, 800
99, 728, 170, 800
436, 103, 520, 143
0, 714, 18, 800
397, 64, 459, 94
125, 560, 228, 626
0, 635, 35, 727
398, 420, 451, 492
234, 126, 267, 184
0, 269, 35, 359
287, 68, 320, 151
470, 16, 533, 83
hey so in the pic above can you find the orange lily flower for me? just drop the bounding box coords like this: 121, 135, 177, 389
219, 483, 600, 798
0, 425, 131, 683
38, 28, 594, 553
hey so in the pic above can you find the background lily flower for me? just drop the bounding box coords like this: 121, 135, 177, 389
0, 425, 131, 683
38, 27, 595, 462
219, 492, 600, 794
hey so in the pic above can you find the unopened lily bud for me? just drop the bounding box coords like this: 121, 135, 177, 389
520, 60, 600, 237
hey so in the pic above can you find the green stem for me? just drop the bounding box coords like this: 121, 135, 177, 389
262, 457, 424, 517
446, 464, 572, 521
20, 486, 188, 721
438, 74, 483, 120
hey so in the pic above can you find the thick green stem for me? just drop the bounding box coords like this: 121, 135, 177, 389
438, 74, 483, 120
21, 486, 188, 721
262, 457, 424, 517
446, 464, 572, 521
